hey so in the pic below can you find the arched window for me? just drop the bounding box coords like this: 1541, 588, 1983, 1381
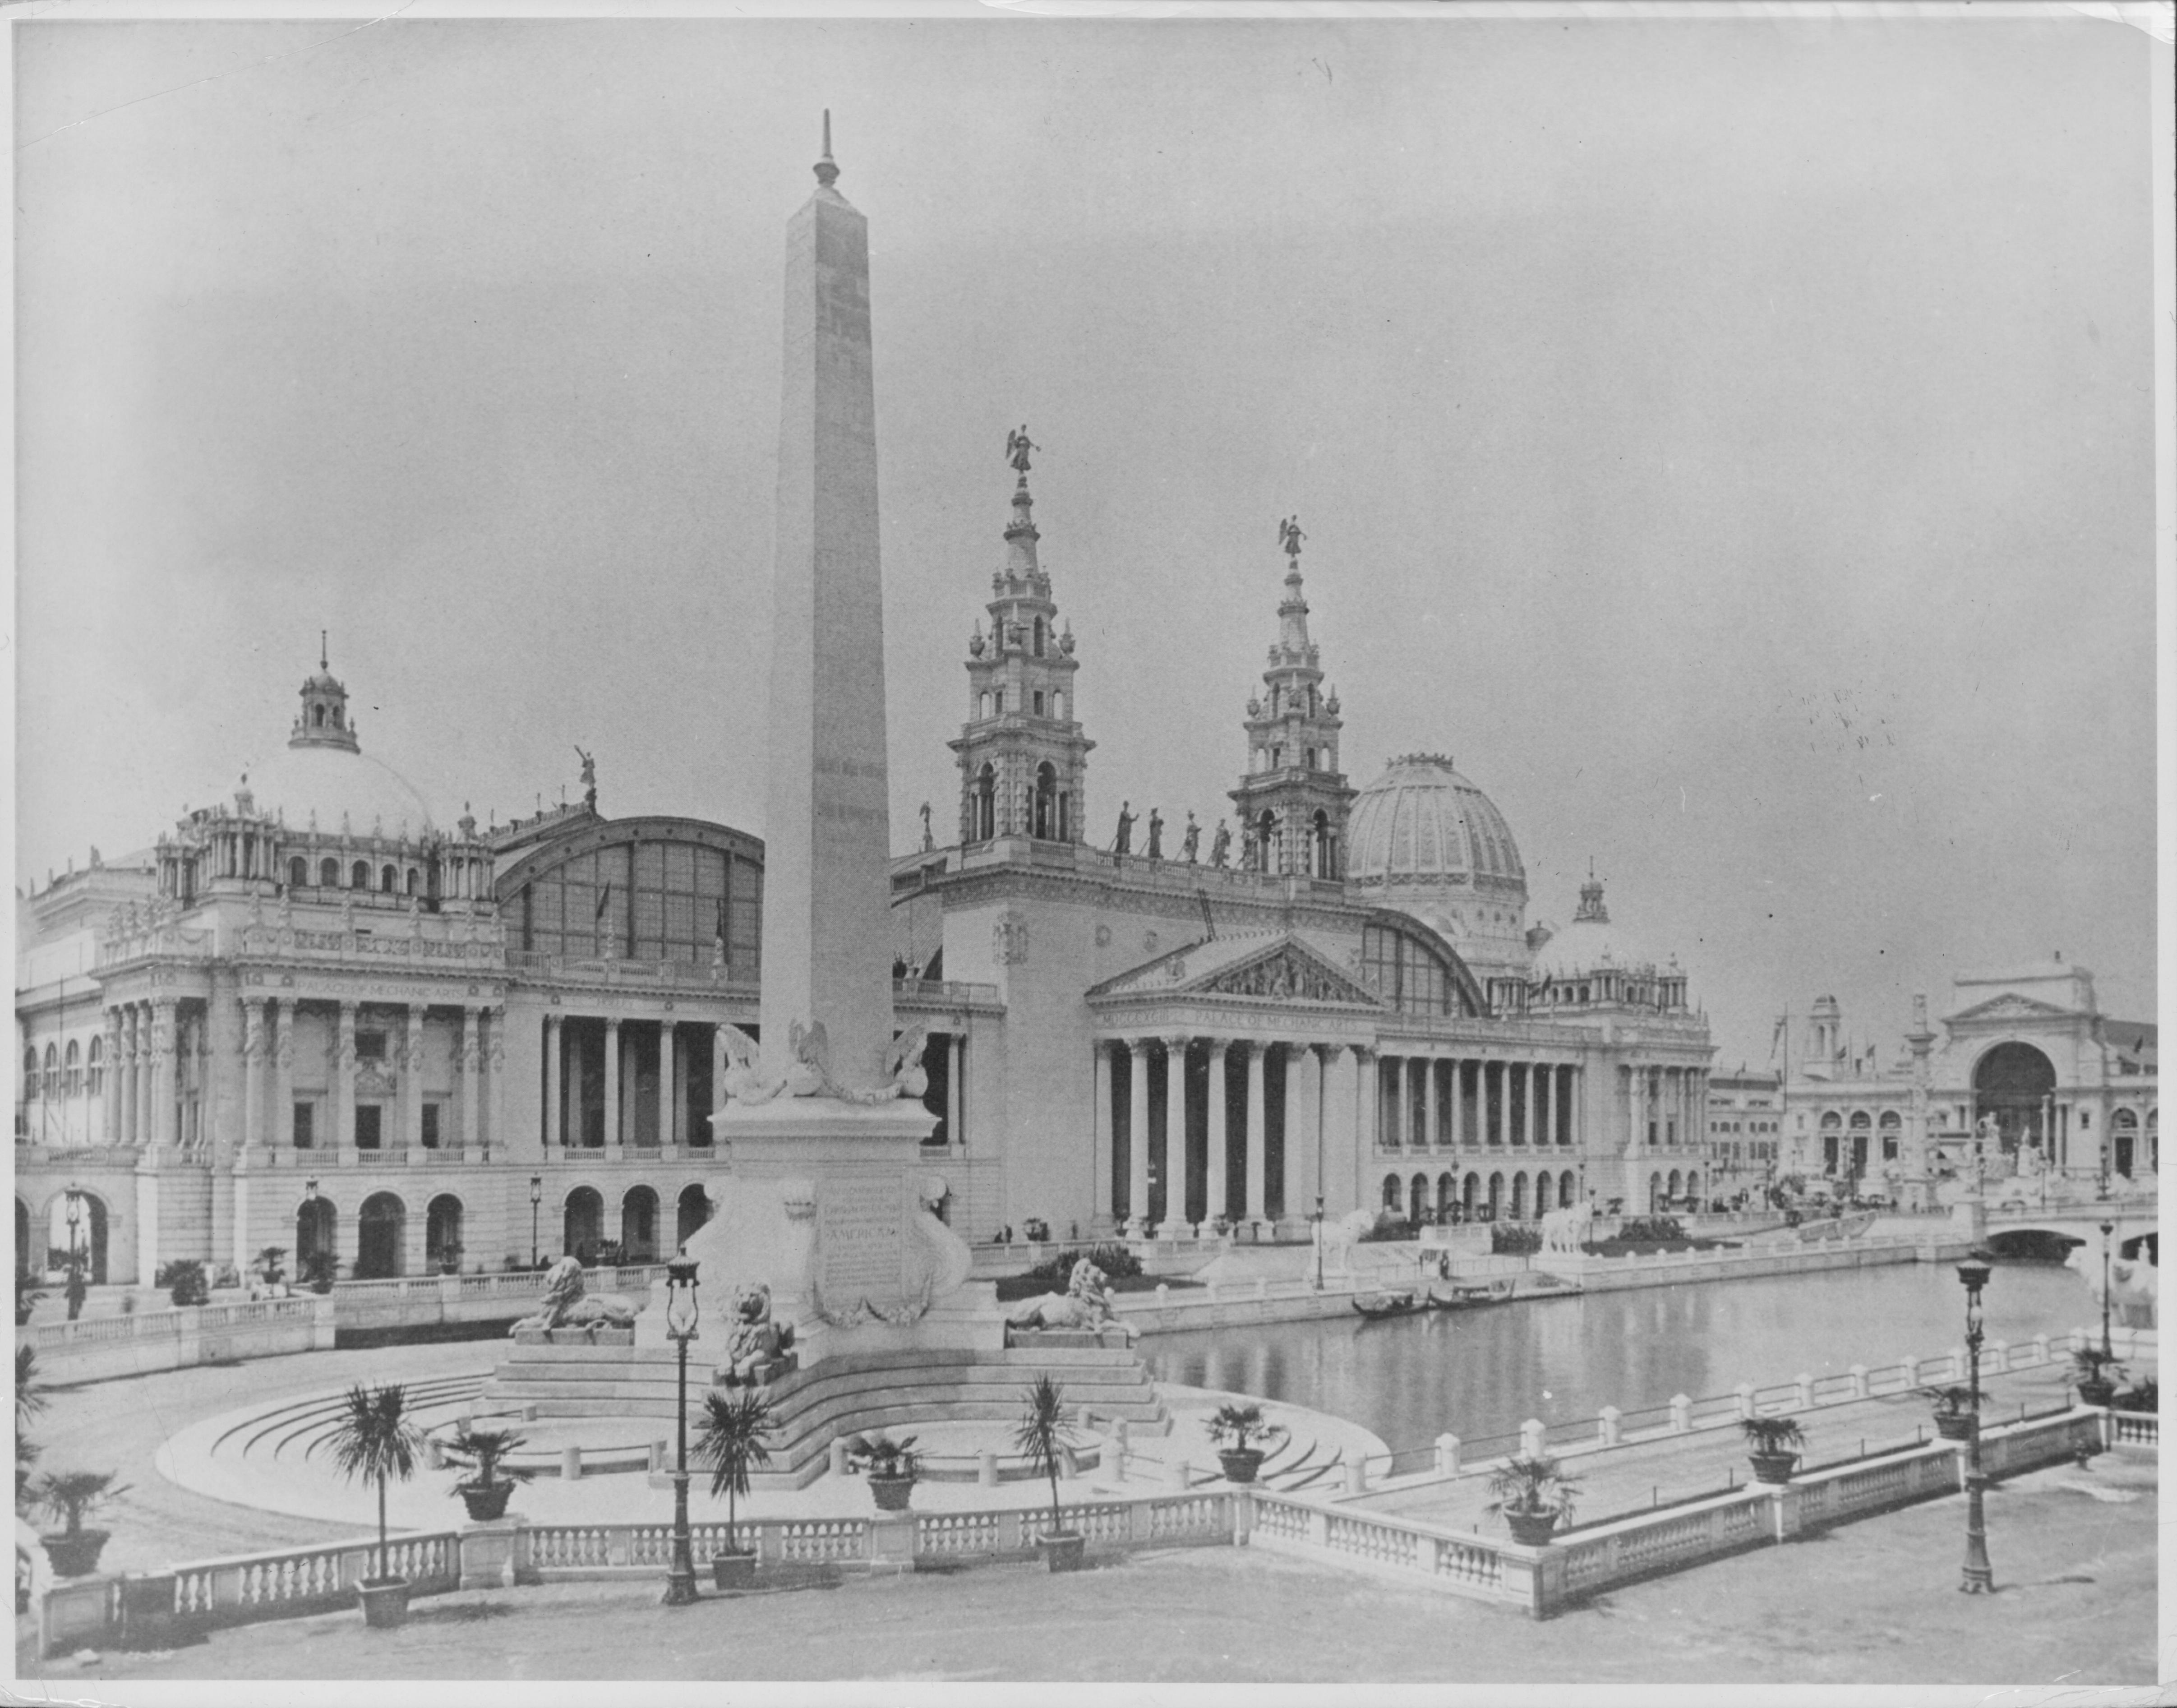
351, 860, 370, 889
1256, 810, 1278, 872
1033, 617, 1046, 657
1360, 920, 1480, 1018
379, 864, 397, 893
1510, 1172, 1528, 1219
1033, 762, 1058, 841
1311, 809, 1334, 877
313, 705, 326, 727
1486, 1172, 1504, 1218
288, 856, 307, 887
406, 868, 420, 894
1052, 691, 1065, 722
676, 1183, 711, 1251
86, 1037, 103, 1096
974, 764, 997, 843
620, 1186, 660, 1262
1382, 1175, 1402, 1212
978, 691, 992, 720
63, 1042, 80, 1097
563, 1187, 605, 1264
1408, 1173, 1428, 1224
319, 858, 339, 887
43, 1046, 58, 1085
23, 1048, 38, 1100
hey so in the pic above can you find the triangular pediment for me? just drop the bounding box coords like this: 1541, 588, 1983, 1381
1945, 992, 2081, 1027
1087, 930, 1380, 1007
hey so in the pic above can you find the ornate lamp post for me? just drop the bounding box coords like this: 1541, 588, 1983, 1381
2099, 1220, 2115, 1360
1956, 1251, 1994, 1594
529, 1175, 544, 1269
661, 1254, 701, 1606
1312, 1194, 1325, 1291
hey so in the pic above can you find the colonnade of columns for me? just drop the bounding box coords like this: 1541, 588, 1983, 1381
229, 995, 505, 1156
543, 1013, 717, 1152
1095, 1035, 1364, 1237
1373, 1053, 1583, 1153
1623, 1063, 1707, 1153
102, 999, 179, 1150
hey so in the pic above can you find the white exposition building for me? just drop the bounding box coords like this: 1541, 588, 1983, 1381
16, 162, 1723, 1289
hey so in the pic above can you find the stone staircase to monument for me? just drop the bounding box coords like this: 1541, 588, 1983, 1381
479, 1343, 1170, 1486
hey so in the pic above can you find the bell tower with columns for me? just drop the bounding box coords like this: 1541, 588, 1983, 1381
1228, 519, 1354, 877
947, 434, 1093, 846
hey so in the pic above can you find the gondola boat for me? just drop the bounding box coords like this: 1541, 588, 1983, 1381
1352, 1290, 1423, 1320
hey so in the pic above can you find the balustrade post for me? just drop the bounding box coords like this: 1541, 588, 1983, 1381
1986, 1339, 2009, 1374
1848, 1363, 1869, 1399
1670, 1394, 1693, 1434
1598, 1406, 1621, 1448
1734, 1382, 1756, 1421
1794, 1373, 1815, 1411
1519, 1417, 1545, 1458
1435, 1432, 1461, 1477
2030, 1332, 2051, 1366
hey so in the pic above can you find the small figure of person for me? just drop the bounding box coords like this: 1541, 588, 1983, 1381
1208, 818, 1231, 868
1146, 809, 1164, 860
1181, 812, 1201, 863
1112, 802, 1135, 857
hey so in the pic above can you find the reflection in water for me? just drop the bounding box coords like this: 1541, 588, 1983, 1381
1143, 1262, 2093, 1449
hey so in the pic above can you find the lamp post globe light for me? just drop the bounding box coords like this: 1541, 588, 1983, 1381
530, 1175, 544, 1270
662, 1254, 701, 1606
1956, 1251, 1995, 1594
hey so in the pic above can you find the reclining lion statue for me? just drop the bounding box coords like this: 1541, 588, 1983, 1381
1004, 1256, 1139, 1343
510, 1255, 640, 1339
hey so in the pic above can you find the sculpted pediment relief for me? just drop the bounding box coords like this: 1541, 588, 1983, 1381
1203, 944, 1377, 1006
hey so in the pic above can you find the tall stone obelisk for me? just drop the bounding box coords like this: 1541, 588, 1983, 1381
760, 113, 896, 1095
669, 120, 988, 1362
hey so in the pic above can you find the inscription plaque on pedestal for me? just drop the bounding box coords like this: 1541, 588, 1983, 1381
816, 1173, 907, 1307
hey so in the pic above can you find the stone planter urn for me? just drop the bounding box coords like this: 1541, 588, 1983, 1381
1746, 1450, 1798, 1486
869, 1473, 916, 1513
357, 1577, 412, 1628
457, 1482, 516, 1523
38, 1529, 110, 1579
1504, 1510, 1560, 1547
1038, 1530, 1087, 1573
2077, 1379, 2118, 1408
1933, 1412, 1977, 1442
711, 1548, 756, 1590
1217, 1449, 1264, 1485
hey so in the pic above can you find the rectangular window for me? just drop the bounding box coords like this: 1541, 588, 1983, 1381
421, 1103, 441, 1149
355, 1105, 383, 1150
293, 1102, 315, 1149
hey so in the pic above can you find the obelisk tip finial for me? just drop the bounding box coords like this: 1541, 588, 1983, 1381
319, 629, 327, 670
815, 109, 839, 188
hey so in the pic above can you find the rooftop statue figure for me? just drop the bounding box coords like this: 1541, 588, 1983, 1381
1006, 425, 1039, 475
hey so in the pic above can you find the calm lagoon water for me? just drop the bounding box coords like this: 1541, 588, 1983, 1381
1141, 1260, 2096, 1450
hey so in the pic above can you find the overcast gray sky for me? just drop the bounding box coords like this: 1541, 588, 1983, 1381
14, 13, 2160, 1069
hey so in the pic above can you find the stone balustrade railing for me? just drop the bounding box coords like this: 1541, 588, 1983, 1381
36, 1488, 1242, 1656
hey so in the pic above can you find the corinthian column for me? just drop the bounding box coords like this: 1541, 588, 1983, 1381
1204, 1041, 1230, 1228
1159, 1036, 1191, 1236
1126, 1038, 1152, 1237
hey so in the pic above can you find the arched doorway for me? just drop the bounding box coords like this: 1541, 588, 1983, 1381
1407, 1173, 1428, 1224
355, 1193, 406, 1279
1649, 1172, 1664, 1212
1559, 1170, 1577, 1210
1311, 810, 1333, 877
1510, 1173, 1527, 1220
47, 1193, 110, 1285
564, 1187, 604, 1263
1973, 1042, 2057, 1162
296, 1196, 337, 1276
1436, 1173, 1455, 1219
1255, 811, 1278, 874
621, 1186, 660, 1262
675, 1184, 710, 1251
1667, 1169, 1681, 1205
1684, 1170, 1700, 1206
1486, 1172, 1504, 1220
424, 1195, 463, 1274
1382, 1175, 1402, 1213
2112, 1108, 2138, 1178
1846, 1113, 1870, 1179
1462, 1173, 1479, 1216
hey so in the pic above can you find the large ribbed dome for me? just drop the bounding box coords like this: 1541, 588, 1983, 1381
1347, 754, 1525, 886
241, 743, 437, 840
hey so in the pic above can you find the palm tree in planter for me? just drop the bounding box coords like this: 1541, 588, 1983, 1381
695, 1389, 778, 1589
1740, 1414, 1805, 1484
844, 1432, 922, 1512
327, 1382, 424, 1628
2071, 1346, 2126, 1407
1204, 1403, 1286, 1485
29, 1470, 128, 1577
1923, 1385, 1979, 1441
445, 1421, 535, 1523
1485, 1454, 1580, 1546
1014, 1375, 1084, 1572
15, 1346, 46, 1508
